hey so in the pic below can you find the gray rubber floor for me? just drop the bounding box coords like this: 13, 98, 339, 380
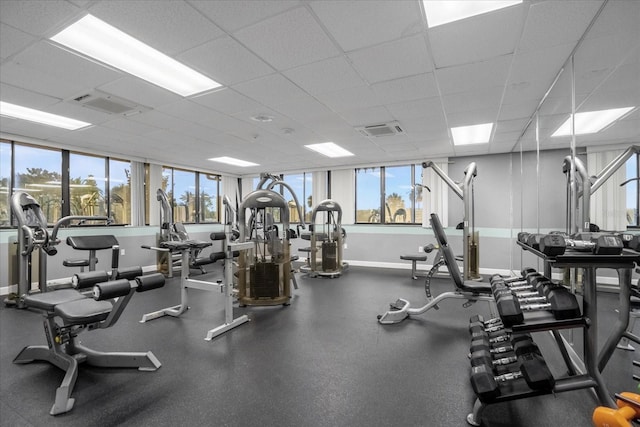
1, 265, 637, 427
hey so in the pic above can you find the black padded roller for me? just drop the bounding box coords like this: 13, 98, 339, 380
135, 273, 165, 292
210, 232, 226, 241
93, 279, 131, 300
116, 266, 143, 280
73, 270, 110, 289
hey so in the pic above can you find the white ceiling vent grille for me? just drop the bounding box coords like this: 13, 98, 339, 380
356, 121, 404, 137
69, 90, 150, 116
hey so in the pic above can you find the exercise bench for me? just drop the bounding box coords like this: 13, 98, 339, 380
13, 270, 165, 415
378, 213, 495, 324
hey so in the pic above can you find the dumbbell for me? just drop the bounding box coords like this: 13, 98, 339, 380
495, 284, 581, 327
470, 341, 555, 402
470, 335, 540, 368
592, 392, 640, 427
470, 332, 533, 355
538, 233, 624, 256
469, 315, 507, 335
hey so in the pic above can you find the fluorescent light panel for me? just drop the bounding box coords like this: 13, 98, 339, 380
209, 156, 258, 167
0, 101, 91, 130
451, 123, 493, 145
423, 1, 522, 28
305, 142, 354, 158
50, 15, 221, 97
551, 107, 635, 137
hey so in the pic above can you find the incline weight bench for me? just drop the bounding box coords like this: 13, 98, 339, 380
378, 213, 495, 324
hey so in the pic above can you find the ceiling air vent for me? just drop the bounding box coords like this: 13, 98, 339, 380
69, 90, 150, 116
356, 121, 404, 137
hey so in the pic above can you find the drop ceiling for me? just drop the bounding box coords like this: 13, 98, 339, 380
0, 0, 638, 176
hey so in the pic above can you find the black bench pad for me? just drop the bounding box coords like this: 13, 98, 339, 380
54, 299, 112, 325
24, 289, 87, 311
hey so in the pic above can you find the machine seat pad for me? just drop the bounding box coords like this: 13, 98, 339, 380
459, 281, 492, 293
400, 254, 428, 262
67, 235, 119, 251
54, 299, 113, 325
161, 240, 211, 251
24, 289, 87, 311
63, 258, 92, 268
298, 247, 312, 253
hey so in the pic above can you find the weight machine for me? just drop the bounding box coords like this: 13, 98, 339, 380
140, 196, 250, 340
299, 199, 348, 278
155, 188, 215, 277
6, 191, 110, 307
236, 189, 293, 306
423, 160, 480, 281
563, 145, 639, 234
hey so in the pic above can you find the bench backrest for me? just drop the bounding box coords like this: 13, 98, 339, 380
430, 213, 464, 289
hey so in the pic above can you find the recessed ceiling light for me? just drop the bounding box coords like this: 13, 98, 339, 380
423, 1, 522, 28
305, 142, 354, 158
209, 156, 258, 167
451, 123, 493, 145
50, 14, 221, 97
0, 101, 91, 130
551, 107, 635, 137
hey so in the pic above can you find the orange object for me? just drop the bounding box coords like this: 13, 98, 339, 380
592, 393, 640, 427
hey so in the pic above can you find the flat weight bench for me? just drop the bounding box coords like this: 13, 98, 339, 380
13, 271, 165, 415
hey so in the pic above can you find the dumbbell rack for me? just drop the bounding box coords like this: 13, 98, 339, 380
467, 295, 589, 425
466, 242, 640, 423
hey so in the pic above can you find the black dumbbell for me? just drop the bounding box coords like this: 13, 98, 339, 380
470, 343, 555, 402
470, 332, 532, 355
470, 336, 540, 368
496, 285, 581, 326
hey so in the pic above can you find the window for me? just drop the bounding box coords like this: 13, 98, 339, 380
356, 164, 422, 224
0, 141, 11, 227
356, 167, 382, 223
384, 166, 411, 223
13, 144, 62, 224
109, 158, 131, 224
199, 173, 219, 223
282, 173, 313, 223
162, 166, 220, 224
627, 153, 639, 227
69, 153, 107, 217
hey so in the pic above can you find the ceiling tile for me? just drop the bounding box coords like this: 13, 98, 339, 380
13, 42, 122, 92
97, 76, 182, 109
179, 36, 274, 87
315, 85, 381, 113
0, 83, 61, 108
233, 74, 308, 107
234, 7, 340, 71
441, 86, 503, 117
518, 1, 603, 53
0, 0, 80, 36
1, 61, 84, 99
271, 96, 336, 122
348, 34, 433, 84
437, 55, 511, 96
310, 0, 423, 52
283, 56, 364, 96
339, 106, 394, 127
0, 23, 36, 60
428, 4, 526, 68
188, 0, 300, 33
191, 88, 264, 115
88, 0, 224, 55
371, 73, 439, 105
386, 97, 444, 121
